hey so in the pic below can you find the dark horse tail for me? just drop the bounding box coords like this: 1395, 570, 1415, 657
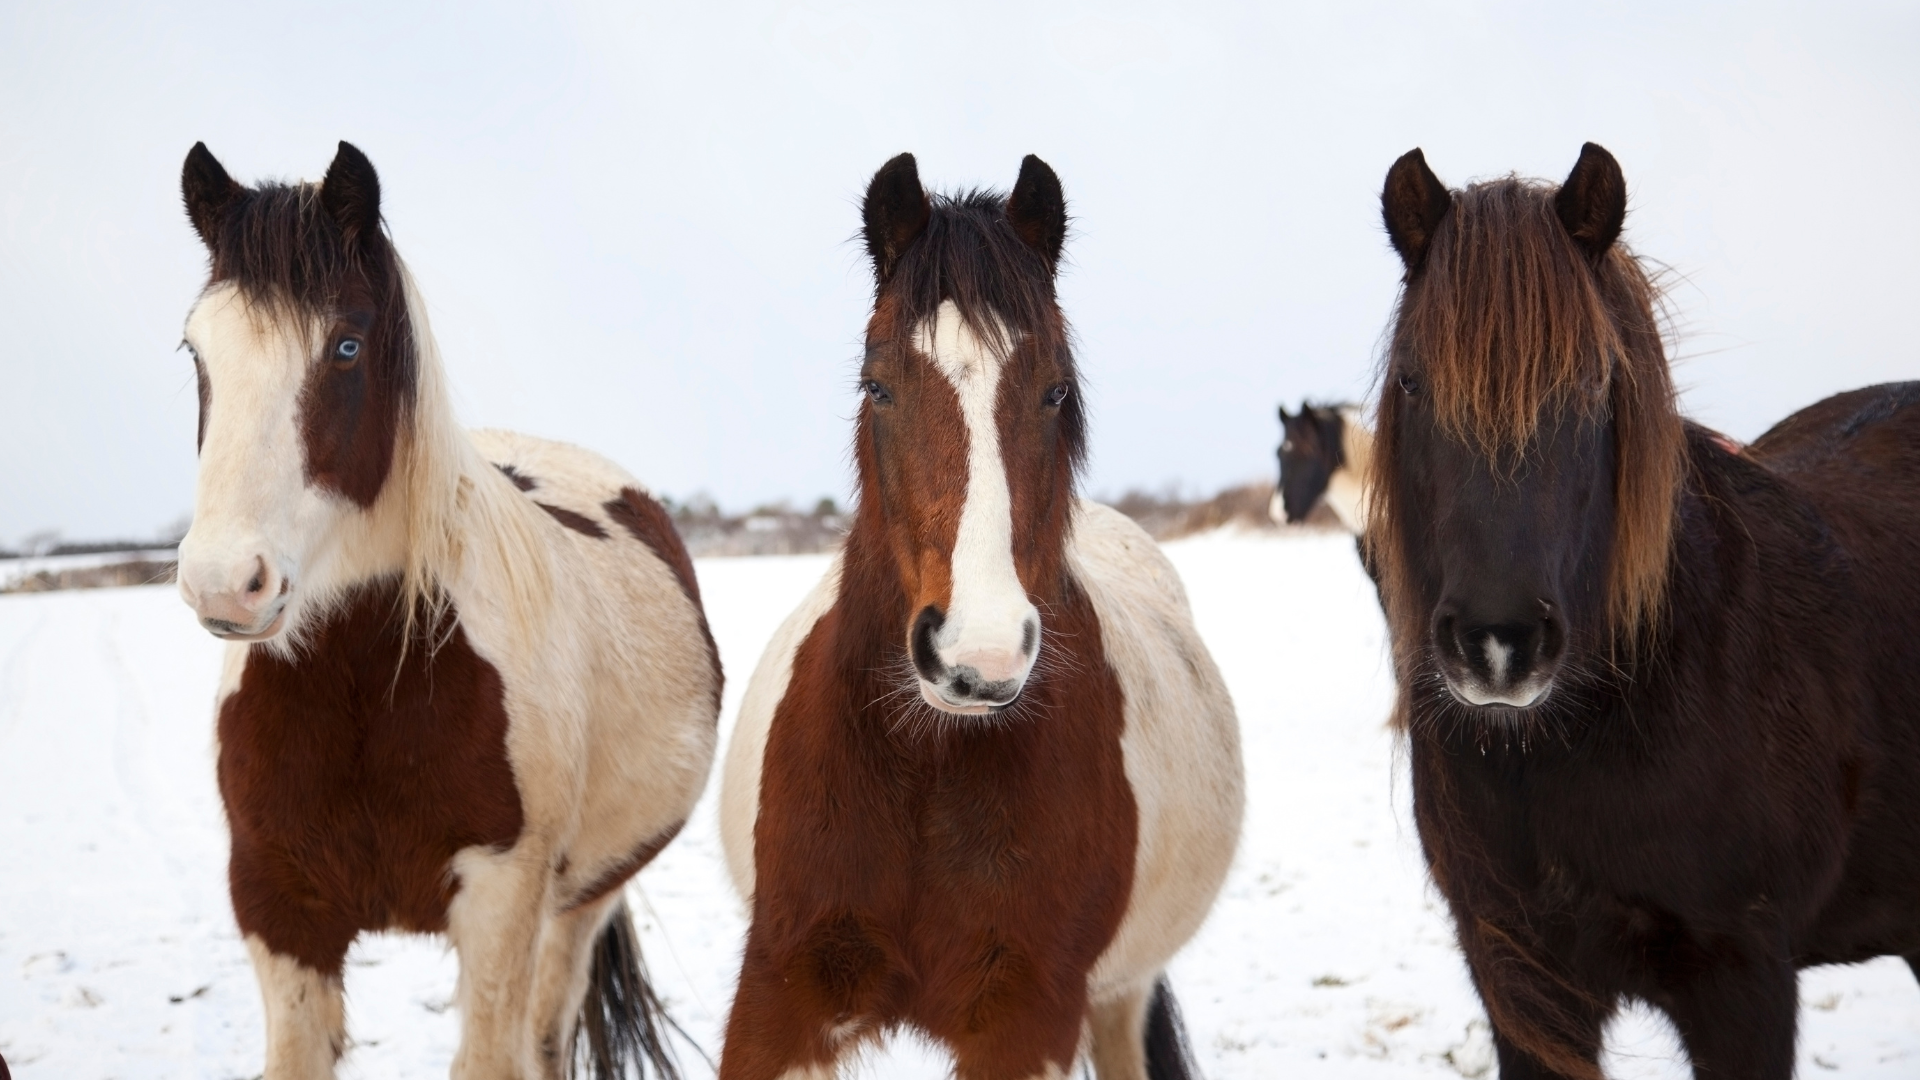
572, 899, 700, 1080
1144, 976, 1200, 1080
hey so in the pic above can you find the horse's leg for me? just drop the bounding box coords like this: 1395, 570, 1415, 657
717, 938, 847, 1080
942, 974, 1086, 1080
446, 845, 551, 1079
1084, 979, 1151, 1080
527, 892, 618, 1079
1478, 988, 1611, 1080
244, 934, 349, 1079
1659, 958, 1797, 1080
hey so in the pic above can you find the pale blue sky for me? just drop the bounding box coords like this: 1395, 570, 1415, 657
3, 1, 1916, 541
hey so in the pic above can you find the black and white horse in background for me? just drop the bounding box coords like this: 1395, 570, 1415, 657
1273, 402, 1372, 533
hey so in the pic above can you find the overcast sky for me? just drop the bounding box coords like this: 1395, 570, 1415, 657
3, 1, 1916, 543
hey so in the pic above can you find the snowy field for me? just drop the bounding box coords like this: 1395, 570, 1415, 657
1, 531, 1915, 1078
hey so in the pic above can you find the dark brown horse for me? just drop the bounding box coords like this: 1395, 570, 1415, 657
1372, 142, 1920, 1078
716, 154, 1243, 1080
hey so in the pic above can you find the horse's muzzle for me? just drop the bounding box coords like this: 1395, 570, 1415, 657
1431, 599, 1563, 709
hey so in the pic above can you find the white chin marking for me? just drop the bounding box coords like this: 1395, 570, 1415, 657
1449, 678, 1552, 709
914, 300, 1041, 688
918, 682, 997, 716
210, 608, 289, 642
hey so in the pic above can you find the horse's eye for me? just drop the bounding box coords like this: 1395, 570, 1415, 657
863, 379, 892, 405
1045, 383, 1070, 407
333, 338, 363, 368
1398, 372, 1421, 395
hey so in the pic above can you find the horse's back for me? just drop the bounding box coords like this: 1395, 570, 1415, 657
468, 428, 700, 593
1744, 382, 1920, 613
1067, 500, 1244, 998
1747, 382, 1920, 478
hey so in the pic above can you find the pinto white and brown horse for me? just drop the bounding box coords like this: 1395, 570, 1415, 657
1273, 402, 1372, 533
717, 154, 1243, 1080
176, 142, 719, 1079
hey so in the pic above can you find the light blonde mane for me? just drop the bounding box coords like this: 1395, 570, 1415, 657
388, 265, 553, 653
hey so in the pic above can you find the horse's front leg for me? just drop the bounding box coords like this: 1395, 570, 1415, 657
1658, 951, 1798, 1080
244, 934, 349, 1079
720, 921, 874, 1080
447, 843, 551, 1079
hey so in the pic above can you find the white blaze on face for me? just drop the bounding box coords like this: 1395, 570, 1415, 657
177, 284, 341, 644
915, 300, 1042, 714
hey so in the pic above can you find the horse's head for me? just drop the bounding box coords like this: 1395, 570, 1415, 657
853, 153, 1083, 717
1275, 403, 1346, 524
175, 142, 418, 644
1373, 144, 1684, 714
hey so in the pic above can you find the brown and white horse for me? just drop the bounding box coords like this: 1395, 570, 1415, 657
717, 154, 1243, 1080
176, 142, 720, 1079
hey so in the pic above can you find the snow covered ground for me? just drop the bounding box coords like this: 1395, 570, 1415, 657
0, 550, 178, 591
0, 531, 1915, 1078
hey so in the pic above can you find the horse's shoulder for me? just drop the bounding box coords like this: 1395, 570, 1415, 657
719, 553, 845, 900
1065, 500, 1228, 709
1067, 500, 1187, 603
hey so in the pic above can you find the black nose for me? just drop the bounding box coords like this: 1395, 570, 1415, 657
911, 605, 946, 684
1432, 601, 1564, 690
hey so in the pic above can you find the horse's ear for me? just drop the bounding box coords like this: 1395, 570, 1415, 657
182, 142, 242, 248
863, 153, 930, 283
1007, 154, 1067, 271
1278, 404, 1292, 423
1555, 142, 1626, 258
320, 141, 383, 244
1381, 148, 1452, 273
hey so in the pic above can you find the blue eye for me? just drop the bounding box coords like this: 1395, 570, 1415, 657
335, 338, 361, 360
863, 379, 892, 405
1046, 383, 1069, 407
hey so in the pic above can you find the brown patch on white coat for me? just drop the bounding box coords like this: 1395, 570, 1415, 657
717, 154, 1242, 1080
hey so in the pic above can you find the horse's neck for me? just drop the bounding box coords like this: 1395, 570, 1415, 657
1323, 470, 1368, 534
1325, 413, 1373, 534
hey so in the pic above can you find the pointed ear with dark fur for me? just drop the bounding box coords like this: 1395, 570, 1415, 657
1381, 148, 1452, 273
1278, 404, 1292, 423
863, 153, 930, 283
182, 142, 242, 248
1555, 142, 1626, 258
320, 141, 383, 243
1006, 154, 1067, 272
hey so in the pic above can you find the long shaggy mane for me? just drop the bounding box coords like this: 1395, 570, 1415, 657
1370, 175, 1687, 642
